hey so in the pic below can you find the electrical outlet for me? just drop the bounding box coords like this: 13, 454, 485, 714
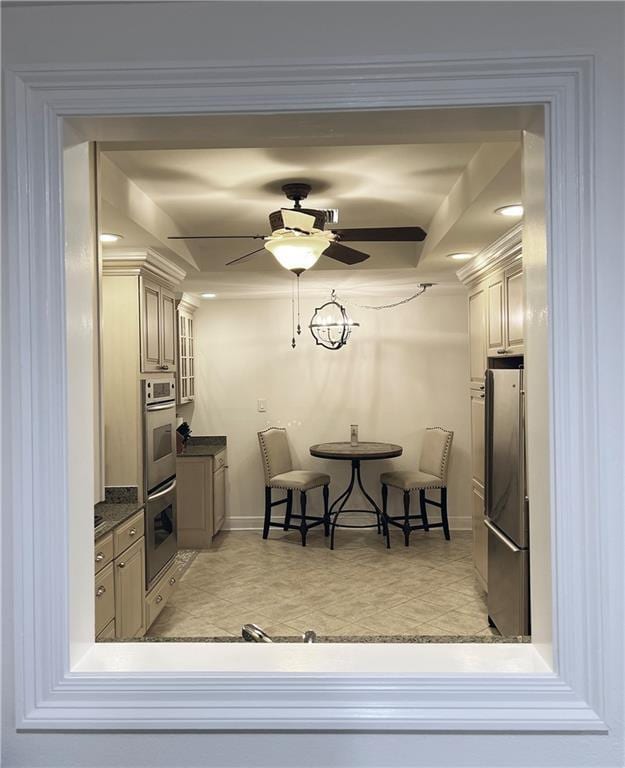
257, 398, 267, 412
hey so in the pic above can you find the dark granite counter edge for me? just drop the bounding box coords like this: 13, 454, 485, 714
177, 435, 227, 458
95, 501, 144, 542
101, 634, 530, 644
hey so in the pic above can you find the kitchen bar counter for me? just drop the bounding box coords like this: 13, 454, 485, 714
177, 435, 227, 457
95, 501, 144, 541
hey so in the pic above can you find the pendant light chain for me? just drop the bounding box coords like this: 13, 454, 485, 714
340, 283, 433, 311
296, 274, 302, 335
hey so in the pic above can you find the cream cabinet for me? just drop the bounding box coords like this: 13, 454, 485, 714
114, 536, 146, 639
101, 249, 185, 495
176, 449, 227, 548
141, 277, 178, 374
94, 510, 146, 641
486, 263, 524, 357
457, 224, 523, 593
468, 284, 487, 385
176, 294, 200, 405
145, 557, 182, 629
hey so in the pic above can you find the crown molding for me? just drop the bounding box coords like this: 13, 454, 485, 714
102, 247, 186, 285
176, 292, 201, 314
456, 223, 522, 286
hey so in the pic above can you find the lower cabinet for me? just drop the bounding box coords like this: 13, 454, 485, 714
177, 449, 227, 548
94, 510, 146, 641
472, 484, 488, 591
114, 537, 146, 639
145, 557, 182, 628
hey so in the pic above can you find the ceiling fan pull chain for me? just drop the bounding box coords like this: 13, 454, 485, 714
296, 274, 302, 335
291, 279, 296, 349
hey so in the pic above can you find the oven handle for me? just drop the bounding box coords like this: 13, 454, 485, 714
146, 400, 176, 412
148, 478, 177, 501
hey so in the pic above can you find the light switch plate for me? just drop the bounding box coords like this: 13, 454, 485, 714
257, 399, 267, 412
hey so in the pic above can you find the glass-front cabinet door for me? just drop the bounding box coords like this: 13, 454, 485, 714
176, 296, 198, 404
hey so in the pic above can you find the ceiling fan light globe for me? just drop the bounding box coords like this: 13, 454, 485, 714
265, 235, 329, 272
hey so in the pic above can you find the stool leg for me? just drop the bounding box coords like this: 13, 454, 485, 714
322, 484, 330, 537
381, 483, 391, 549
403, 491, 411, 547
263, 487, 271, 539
284, 489, 293, 531
420, 489, 430, 531
300, 490, 308, 547
441, 487, 450, 540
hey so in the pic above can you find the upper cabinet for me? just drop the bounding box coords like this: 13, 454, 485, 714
176, 294, 200, 404
486, 263, 524, 357
468, 285, 487, 385
141, 277, 178, 373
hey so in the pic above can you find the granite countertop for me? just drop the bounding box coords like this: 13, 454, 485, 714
95, 501, 144, 541
177, 435, 227, 458
103, 634, 530, 644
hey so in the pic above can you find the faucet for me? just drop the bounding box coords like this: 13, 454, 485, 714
242, 623, 273, 642
241, 624, 317, 643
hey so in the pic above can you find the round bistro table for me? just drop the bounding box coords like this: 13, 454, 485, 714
309, 442, 403, 549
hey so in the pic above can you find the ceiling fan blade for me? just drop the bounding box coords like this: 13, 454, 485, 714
168, 234, 266, 240
225, 246, 267, 267
332, 226, 427, 242
324, 242, 370, 265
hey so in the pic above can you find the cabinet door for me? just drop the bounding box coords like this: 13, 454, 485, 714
213, 466, 226, 536
487, 273, 505, 356
176, 309, 195, 404
468, 286, 487, 385
141, 277, 162, 373
160, 286, 177, 370
95, 562, 115, 636
470, 389, 486, 489
472, 485, 488, 591
505, 264, 524, 354
176, 457, 213, 548
114, 537, 146, 639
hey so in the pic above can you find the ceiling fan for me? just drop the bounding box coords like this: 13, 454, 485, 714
169, 182, 427, 274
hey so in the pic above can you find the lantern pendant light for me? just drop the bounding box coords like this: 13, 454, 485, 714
309, 290, 359, 350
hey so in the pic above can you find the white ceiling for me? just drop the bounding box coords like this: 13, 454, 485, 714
97, 107, 531, 297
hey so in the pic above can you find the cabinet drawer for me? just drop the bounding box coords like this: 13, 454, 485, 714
114, 509, 144, 557
145, 558, 180, 628
214, 450, 227, 471
96, 619, 116, 641
94, 533, 114, 573
95, 562, 115, 635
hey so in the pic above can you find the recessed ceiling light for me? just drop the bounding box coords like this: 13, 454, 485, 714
447, 252, 474, 261
494, 204, 524, 217
201, 293, 217, 299
99, 233, 123, 243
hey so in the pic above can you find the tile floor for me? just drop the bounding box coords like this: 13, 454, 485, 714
148, 525, 499, 640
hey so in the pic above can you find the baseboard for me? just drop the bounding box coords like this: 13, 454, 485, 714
224, 516, 472, 532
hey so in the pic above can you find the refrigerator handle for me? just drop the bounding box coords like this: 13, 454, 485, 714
484, 519, 521, 553
519, 367, 528, 503
484, 369, 493, 519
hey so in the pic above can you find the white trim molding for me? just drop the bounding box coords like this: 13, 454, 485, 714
3, 53, 613, 737
456, 223, 523, 286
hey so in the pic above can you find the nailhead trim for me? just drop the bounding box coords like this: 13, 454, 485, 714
257, 426, 287, 484
425, 426, 454, 481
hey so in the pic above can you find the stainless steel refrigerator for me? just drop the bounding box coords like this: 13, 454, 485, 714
484, 367, 530, 636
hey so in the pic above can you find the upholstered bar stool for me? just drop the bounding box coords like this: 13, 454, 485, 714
258, 427, 330, 546
380, 427, 454, 546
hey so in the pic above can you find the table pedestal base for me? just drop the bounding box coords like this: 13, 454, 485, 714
329, 459, 389, 550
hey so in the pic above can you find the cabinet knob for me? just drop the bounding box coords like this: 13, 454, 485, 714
96, 586, 106, 597
129, 528, 136, 537
479, 385, 485, 390
95, 552, 105, 562
480, 394, 485, 399
496, 348, 508, 355
155, 595, 163, 604
118, 561, 126, 569
169, 577, 176, 586
159, 364, 170, 370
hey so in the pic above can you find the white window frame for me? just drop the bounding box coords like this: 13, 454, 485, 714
3, 53, 613, 735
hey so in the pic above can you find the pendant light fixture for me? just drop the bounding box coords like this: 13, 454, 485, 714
309, 290, 359, 350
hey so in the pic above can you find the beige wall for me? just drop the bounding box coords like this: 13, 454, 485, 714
181, 288, 472, 531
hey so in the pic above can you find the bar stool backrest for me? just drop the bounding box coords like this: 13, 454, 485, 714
258, 427, 293, 483
419, 427, 454, 482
